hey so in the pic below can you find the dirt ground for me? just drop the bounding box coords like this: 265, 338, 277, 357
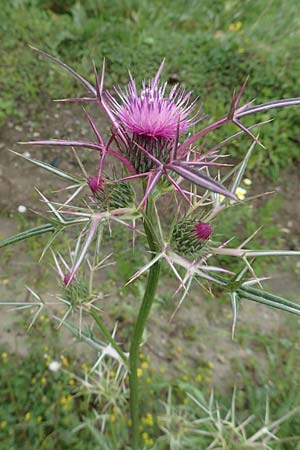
1, 101, 300, 389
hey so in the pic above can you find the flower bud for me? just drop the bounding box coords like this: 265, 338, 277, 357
172, 218, 212, 256
63, 273, 73, 286
87, 176, 104, 194
194, 222, 212, 241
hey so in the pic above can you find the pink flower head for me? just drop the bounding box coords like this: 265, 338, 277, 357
194, 222, 212, 241
88, 176, 104, 194
63, 273, 73, 286
106, 62, 201, 140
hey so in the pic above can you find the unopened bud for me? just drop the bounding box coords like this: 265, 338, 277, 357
194, 222, 212, 241
88, 176, 104, 194
63, 273, 73, 286
172, 218, 212, 256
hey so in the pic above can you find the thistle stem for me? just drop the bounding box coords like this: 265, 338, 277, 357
90, 309, 128, 366
129, 201, 161, 450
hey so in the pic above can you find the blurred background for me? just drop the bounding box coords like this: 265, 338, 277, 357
1, 1, 300, 449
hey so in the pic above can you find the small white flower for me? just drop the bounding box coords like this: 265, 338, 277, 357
23, 151, 31, 158
17, 205, 27, 213
243, 178, 252, 186
49, 360, 61, 372
235, 187, 247, 200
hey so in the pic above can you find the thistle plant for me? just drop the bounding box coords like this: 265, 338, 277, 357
2, 47, 300, 449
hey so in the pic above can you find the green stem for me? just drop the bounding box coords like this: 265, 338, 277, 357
129, 203, 161, 450
90, 309, 128, 366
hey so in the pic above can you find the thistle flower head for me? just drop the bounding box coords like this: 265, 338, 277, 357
172, 218, 211, 257
194, 222, 212, 241
107, 62, 199, 140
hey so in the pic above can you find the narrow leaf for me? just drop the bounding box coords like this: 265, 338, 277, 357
230, 140, 257, 194
168, 162, 236, 199
237, 288, 300, 316
10, 151, 82, 183
29, 46, 96, 95
0, 224, 55, 248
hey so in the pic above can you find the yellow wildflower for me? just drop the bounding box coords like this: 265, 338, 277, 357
137, 368, 143, 378
41, 377, 47, 385
243, 178, 252, 186
1, 279, 9, 285
61, 356, 69, 368
0, 420, 7, 429
195, 373, 202, 383
141, 362, 148, 370
142, 432, 149, 442
2, 352, 8, 363
144, 413, 154, 426
235, 187, 247, 200
25, 412, 31, 423
81, 363, 89, 372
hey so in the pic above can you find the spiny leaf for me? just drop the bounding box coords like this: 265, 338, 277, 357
237, 287, 300, 316
0, 223, 56, 248
11, 150, 82, 183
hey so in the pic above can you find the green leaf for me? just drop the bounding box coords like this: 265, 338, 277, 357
11, 150, 82, 183
238, 286, 300, 316
230, 139, 257, 195
0, 223, 55, 248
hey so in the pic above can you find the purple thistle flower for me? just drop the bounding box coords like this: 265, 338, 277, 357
107, 67, 200, 139
194, 222, 212, 241
106, 61, 203, 172
26, 47, 300, 204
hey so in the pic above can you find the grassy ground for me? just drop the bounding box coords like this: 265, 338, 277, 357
1, 0, 300, 176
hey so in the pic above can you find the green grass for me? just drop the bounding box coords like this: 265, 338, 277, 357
1, 0, 300, 175
1, 317, 300, 449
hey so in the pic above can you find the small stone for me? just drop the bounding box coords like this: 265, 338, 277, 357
217, 354, 226, 364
